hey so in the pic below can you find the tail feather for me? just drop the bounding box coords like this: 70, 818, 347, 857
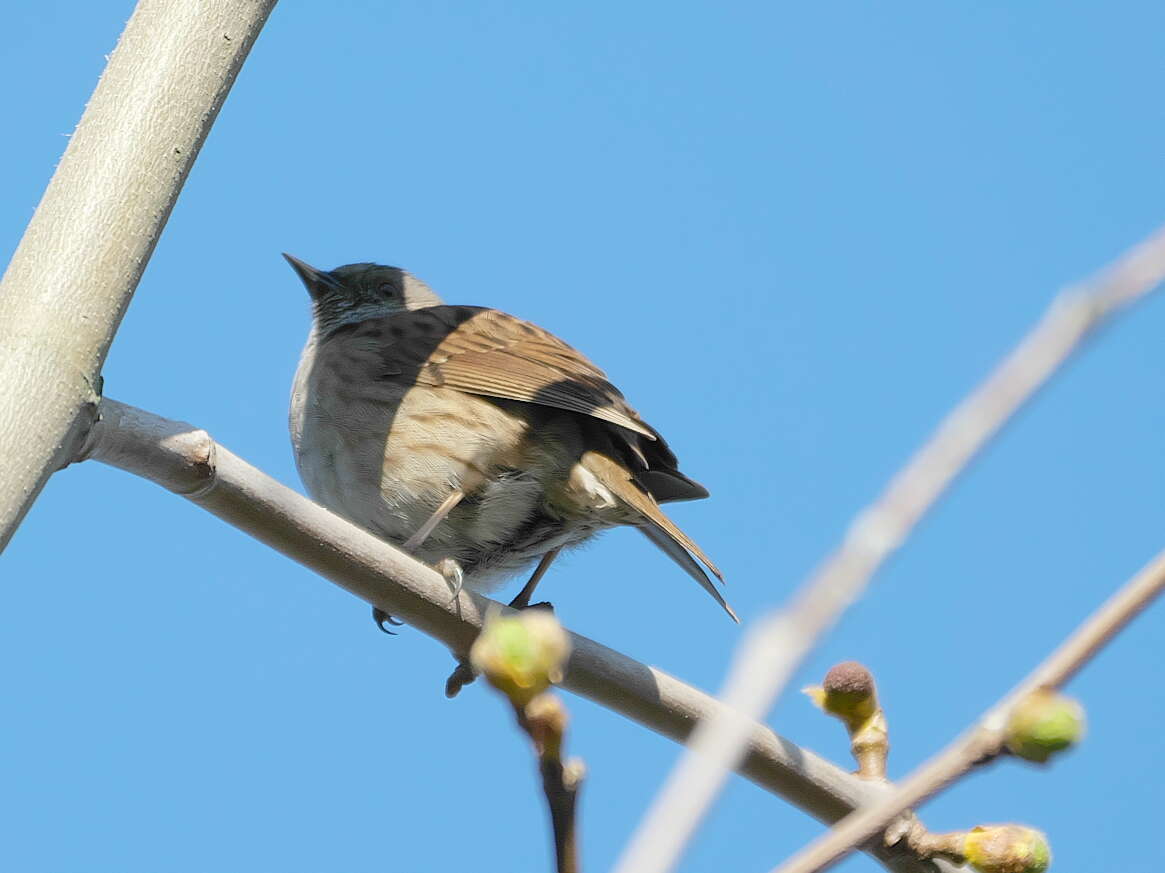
635, 469, 710, 503
637, 525, 738, 622
581, 451, 736, 621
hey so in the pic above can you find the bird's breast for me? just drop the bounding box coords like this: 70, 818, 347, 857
290, 327, 630, 591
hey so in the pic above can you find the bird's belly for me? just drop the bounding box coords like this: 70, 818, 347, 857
292, 380, 608, 592
294, 404, 395, 537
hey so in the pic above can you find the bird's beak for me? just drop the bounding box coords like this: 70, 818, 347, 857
282, 253, 339, 299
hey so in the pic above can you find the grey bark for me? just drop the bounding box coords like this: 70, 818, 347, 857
0, 0, 277, 552
77, 398, 958, 873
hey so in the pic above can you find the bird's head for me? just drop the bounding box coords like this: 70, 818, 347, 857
283, 255, 444, 331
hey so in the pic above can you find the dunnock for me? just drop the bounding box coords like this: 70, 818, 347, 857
285, 255, 736, 629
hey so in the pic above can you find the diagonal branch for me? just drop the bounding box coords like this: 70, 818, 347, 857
0, 0, 277, 553
771, 547, 1165, 873
76, 398, 958, 873
612, 224, 1165, 873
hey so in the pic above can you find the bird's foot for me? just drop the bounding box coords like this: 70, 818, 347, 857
371, 558, 464, 637
376, 557, 469, 687
445, 660, 477, 698
435, 558, 471, 695
435, 557, 465, 607
372, 607, 404, 635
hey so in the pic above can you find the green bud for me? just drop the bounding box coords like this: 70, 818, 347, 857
469, 611, 571, 706
963, 825, 1051, 873
1005, 689, 1085, 763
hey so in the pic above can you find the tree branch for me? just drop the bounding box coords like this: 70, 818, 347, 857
769, 547, 1165, 873
76, 398, 958, 873
0, 0, 277, 552
612, 225, 1165, 873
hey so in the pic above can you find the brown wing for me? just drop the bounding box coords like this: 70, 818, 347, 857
371, 305, 657, 439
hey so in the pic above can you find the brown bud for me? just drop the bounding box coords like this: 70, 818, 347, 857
806, 661, 878, 728
824, 661, 875, 698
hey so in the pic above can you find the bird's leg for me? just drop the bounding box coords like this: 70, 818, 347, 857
435, 557, 465, 603
403, 488, 467, 551
371, 488, 466, 633
508, 546, 562, 610
445, 547, 564, 698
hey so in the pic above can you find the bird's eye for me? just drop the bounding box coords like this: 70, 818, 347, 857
378, 282, 397, 297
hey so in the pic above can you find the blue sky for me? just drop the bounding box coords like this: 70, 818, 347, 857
4, 2, 1165, 871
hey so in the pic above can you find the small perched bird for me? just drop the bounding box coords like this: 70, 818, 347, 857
285, 255, 736, 625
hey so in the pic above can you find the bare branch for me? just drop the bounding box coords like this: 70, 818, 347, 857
769, 547, 1165, 873
77, 398, 957, 873
0, 0, 277, 552
612, 225, 1165, 873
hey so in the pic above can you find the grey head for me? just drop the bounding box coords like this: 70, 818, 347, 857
283, 254, 444, 333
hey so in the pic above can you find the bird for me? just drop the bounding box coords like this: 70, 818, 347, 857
285, 254, 737, 633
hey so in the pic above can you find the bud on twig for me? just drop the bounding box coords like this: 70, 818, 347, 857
1005, 689, 1085, 764
962, 825, 1051, 873
808, 661, 878, 728
469, 610, 572, 707
471, 612, 581, 873
805, 661, 888, 780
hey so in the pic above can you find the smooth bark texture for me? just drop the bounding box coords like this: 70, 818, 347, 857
0, 0, 277, 552
77, 398, 958, 873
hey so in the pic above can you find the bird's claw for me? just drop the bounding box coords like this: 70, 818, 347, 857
445, 660, 478, 698
372, 607, 404, 635
435, 558, 465, 605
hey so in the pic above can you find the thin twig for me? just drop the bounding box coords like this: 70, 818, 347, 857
770, 546, 1165, 873
541, 754, 583, 873
76, 398, 958, 873
517, 696, 584, 873
612, 224, 1165, 873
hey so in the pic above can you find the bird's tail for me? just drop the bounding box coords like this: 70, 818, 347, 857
580, 451, 737, 622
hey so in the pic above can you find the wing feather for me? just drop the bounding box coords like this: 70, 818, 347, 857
375, 306, 656, 438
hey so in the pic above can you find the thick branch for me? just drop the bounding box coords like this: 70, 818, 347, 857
0, 0, 277, 552
76, 398, 957, 873
771, 547, 1165, 873
613, 225, 1165, 873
